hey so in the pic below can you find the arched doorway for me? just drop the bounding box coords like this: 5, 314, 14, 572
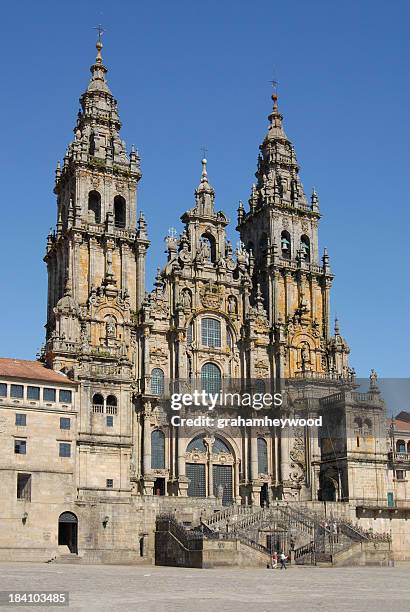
185, 435, 235, 505
58, 512, 78, 554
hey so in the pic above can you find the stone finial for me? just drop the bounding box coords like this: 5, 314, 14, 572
334, 317, 340, 335
237, 200, 244, 224
195, 157, 215, 214
322, 247, 330, 270
266, 91, 287, 141
311, 187, 319, 212
154, 267, 163, 289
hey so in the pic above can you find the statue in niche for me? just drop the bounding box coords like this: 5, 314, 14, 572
198, 238, 211, 262
105, 316, 117, 340
300, 342, 311, 371
181, 289, 192, 310
228, 295, 237, 314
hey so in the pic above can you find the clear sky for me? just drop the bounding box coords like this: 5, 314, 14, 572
0, 0, 409, 378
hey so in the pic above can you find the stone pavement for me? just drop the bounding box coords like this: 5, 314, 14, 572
0, 563, 409, 612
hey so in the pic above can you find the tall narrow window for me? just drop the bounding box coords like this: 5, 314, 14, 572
257, 437, 268, 474
0, 383, 7, 397
114, 196, 126, 228
201, 318, 221, 348
17, 473, 31, 501
151, 369, 165, 395
201, 363, 221, 395
281, 231, 291, 259
88, 191, 101, 224
301, 235, 310, 261
106, 395, 118, 415
151, 430, 165, 469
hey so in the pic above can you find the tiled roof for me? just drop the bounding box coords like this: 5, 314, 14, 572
387, 417, 410, 432
0, 358, 77, 386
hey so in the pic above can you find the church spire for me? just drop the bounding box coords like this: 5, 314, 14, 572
55, 35, 139, 177
194, 157, 215, 216
265, 92, 288, 142
87, 37, 111, 94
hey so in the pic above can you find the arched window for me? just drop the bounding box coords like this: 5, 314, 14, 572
151, 368, 164, 395
92, 393, 104, 413
257, 437, 268, 474
187, 436, 207, 452
353, 417, 363, 433
301, 235, 310, 261
151, 430, 165, 469
106, 395, 117, 415
201, 363, 221, 395
88, 191, 101, 224
200, 233, 216, 263
281, 230, 291, 259
363, 419, 372, 435
114, 195, 126, 228
396, 440, 406, 453
212, 437, 230, 454
201, 318, 221, 348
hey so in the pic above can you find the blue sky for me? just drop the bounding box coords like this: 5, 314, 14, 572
0, 0, 409, 378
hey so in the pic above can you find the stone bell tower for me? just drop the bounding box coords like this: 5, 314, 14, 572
238, 92, 350, 380
44, 37, 149, 374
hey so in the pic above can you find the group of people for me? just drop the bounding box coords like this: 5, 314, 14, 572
270, 551, 288, 569
321, 520, 340, 543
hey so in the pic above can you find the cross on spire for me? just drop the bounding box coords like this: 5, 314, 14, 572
95, 24, 105, 42
201, 146, 208, 160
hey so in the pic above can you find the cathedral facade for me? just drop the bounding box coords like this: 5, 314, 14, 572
1, 39, 405, 563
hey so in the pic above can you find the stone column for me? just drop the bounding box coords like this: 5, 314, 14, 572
250, 434, 258, 481
142, 410, 155, 495
234, 459, 241, 502
205, 437, 214, 497
136, 241, 148, 310
177, 433, 189, 497
143, 414, 151, 475
250, 434, 261, 505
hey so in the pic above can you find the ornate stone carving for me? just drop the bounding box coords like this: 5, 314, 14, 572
200, 281, 224, 309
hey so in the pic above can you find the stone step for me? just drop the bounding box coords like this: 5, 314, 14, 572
53, 554, 82, 564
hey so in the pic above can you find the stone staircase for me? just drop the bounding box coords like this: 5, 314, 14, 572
191, 503, 392, 567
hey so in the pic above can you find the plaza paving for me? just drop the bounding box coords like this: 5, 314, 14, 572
0, 563, 409, 612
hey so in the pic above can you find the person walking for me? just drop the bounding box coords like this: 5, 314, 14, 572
271, 551, 278, 569
280, 551, 287, 570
